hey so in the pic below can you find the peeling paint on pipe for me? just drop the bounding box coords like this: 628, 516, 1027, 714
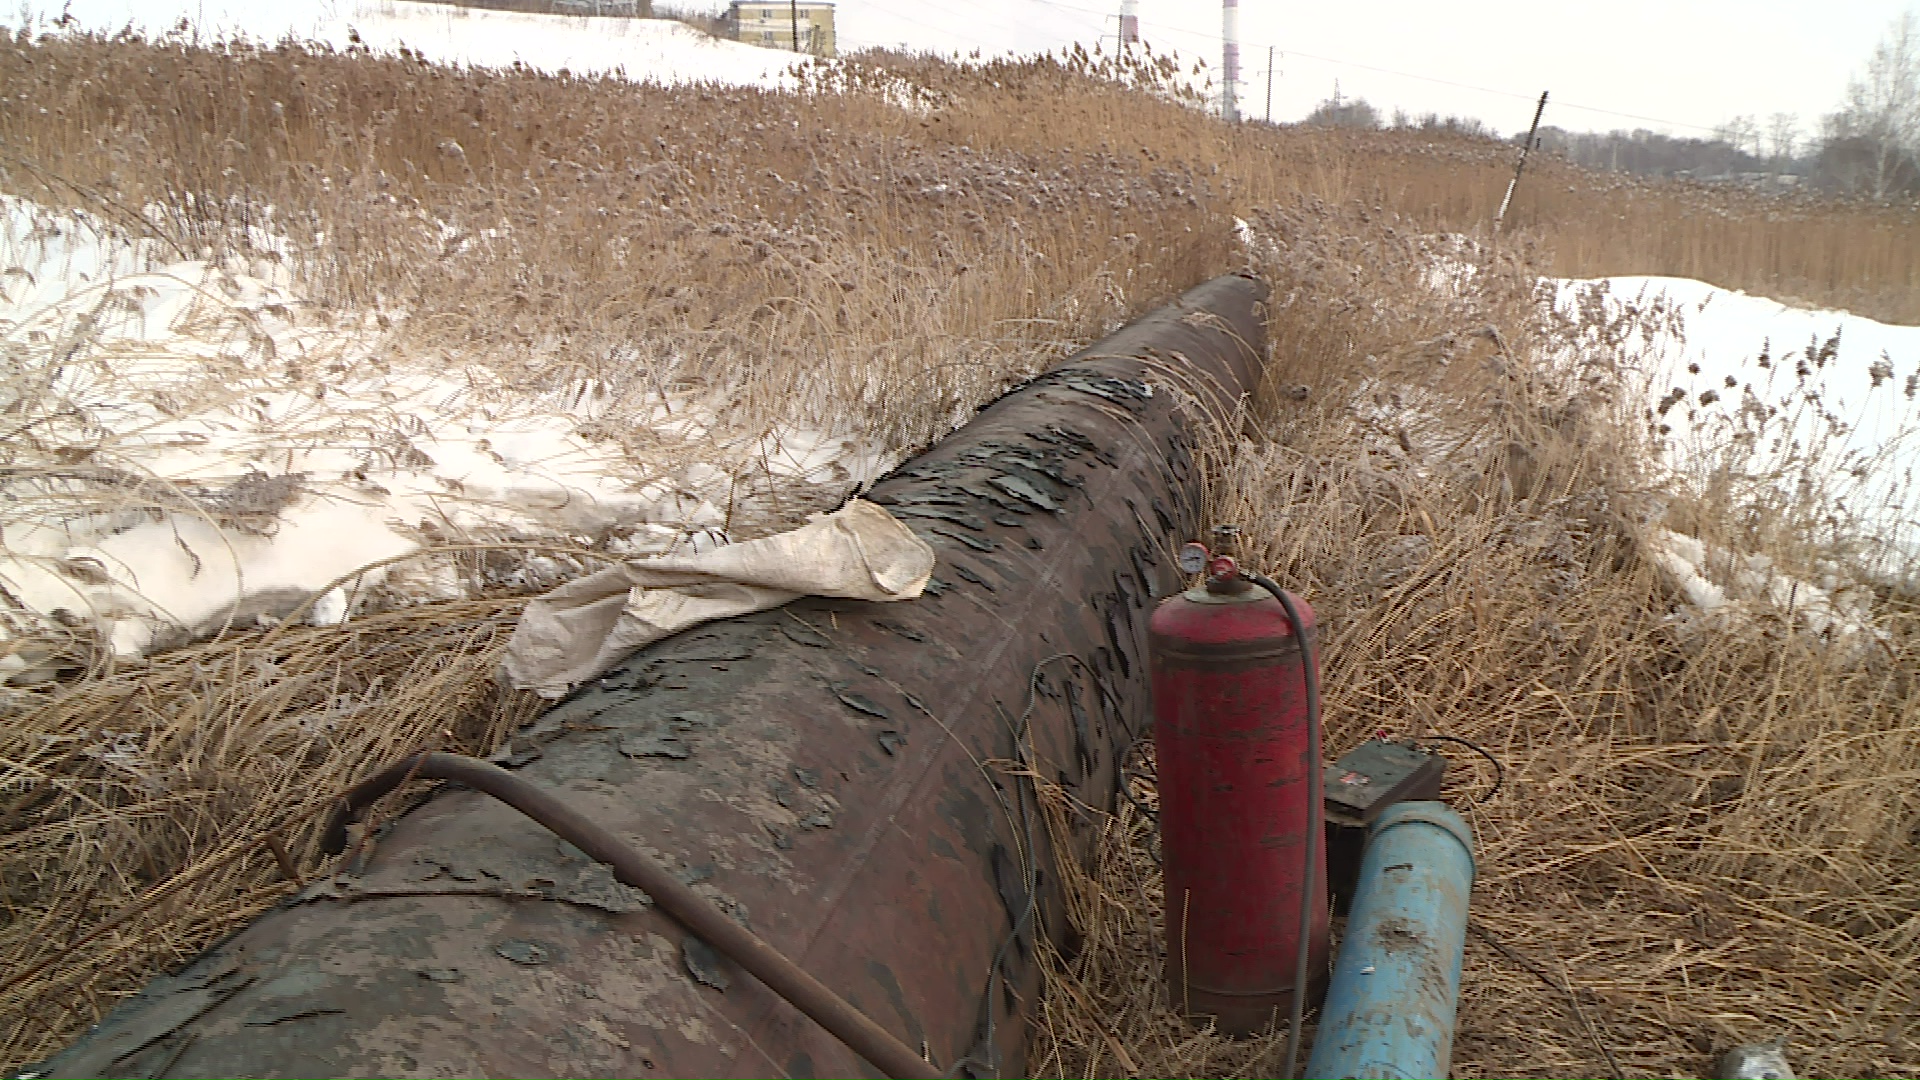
37, 274, 1267, 1080
321, 752, 942, 1079
1305, 801, 1475, 1080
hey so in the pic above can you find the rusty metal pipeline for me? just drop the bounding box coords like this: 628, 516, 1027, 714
321, 752, 941, 1080
36, 273, 1267, 1080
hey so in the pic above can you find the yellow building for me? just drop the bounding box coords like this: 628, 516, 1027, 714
728, 1, 835, 57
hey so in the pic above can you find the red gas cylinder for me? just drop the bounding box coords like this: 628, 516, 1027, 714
1149, 553, 1329, 1035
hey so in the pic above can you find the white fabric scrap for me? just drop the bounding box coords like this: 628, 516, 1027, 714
502, 499, 935, 697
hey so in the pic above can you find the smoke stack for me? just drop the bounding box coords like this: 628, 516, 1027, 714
1118, 0, 1138, 46
1221, 0, 1240, 121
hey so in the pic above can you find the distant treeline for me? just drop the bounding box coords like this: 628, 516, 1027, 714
1538, 126, 1918, 198
1298, 15, 1920, 200
1300, 94, 1918, 200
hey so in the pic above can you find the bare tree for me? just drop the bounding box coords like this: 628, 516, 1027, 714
1536, 125, 1773, 179
1822, 12, 1920, 198
1713, 114, 1762, 158
1766, 112, 1799, 162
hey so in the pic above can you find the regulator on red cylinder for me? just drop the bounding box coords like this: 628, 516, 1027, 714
1149, 528, 1329, 1036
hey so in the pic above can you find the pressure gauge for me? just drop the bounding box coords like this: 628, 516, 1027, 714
1177, 542, 1210, 575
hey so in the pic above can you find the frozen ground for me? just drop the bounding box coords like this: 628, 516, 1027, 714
1, 0, 810, 88
0, 0, 1213, 114
1550, 276, 1920, 554
0, 0, 1084, 66
1546, 275, 1920, 643
0, 196, 893, 681
0, 0, 1188, 94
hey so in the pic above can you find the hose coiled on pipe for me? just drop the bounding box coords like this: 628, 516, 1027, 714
324, 752, 942, 1080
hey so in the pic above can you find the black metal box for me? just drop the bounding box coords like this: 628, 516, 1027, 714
1322, 739, 1446, 915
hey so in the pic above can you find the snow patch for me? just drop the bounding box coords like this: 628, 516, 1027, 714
4, 0, 813, 90
1547, 275, 1920, 584
0, 196, 890, 677
1647, 528, 1882, 652
1535, 273, 1918, 653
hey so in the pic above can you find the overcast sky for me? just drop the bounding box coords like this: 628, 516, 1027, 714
826, 0, 1915, 140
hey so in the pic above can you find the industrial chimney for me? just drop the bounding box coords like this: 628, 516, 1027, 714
1118, 0, 1139, 46
1221, 0, 1240, 121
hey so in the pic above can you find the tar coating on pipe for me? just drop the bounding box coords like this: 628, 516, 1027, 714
322, 753, 938, 1080
35, 274, 1267, 1080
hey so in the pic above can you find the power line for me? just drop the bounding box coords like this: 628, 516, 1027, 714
1236, 40, 1722, 133
1011, 0, 1730, 135
834, 7, 1008, 52
835, 0, 1100, 55
835, 0, 1735, 136
1019, 0, 1120, 19
1271, 46, 1725, 134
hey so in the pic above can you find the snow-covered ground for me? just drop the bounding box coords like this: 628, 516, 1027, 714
1, 0, 810, 89
1547, 275, 1920, 644
1552, 276, 1920, 553
0, 0, 1209, 114
0, 196, 893, 681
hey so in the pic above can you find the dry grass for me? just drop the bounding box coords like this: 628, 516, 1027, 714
0, 23, 1916, 1076
0, 598, 539, 1056
1030, 204, 1920, 1078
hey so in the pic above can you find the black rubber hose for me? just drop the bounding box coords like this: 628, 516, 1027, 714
1419, 733, 1505, 804
322, 752, 942, 1080
1246, 572, 1322, 1080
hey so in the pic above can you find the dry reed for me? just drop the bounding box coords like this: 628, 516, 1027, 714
1030, 200, 1919, 1078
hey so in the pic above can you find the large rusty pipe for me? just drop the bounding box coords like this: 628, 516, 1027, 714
322, 753, 940, 1080
38, 273, 1267, 1080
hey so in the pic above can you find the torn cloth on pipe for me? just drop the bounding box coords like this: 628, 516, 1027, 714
502, 499, 935, 696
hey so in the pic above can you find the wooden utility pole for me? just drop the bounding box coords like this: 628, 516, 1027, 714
789, 0, 800, 52
1494, 91, 1548, 235
1265, 45, 1275, 123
